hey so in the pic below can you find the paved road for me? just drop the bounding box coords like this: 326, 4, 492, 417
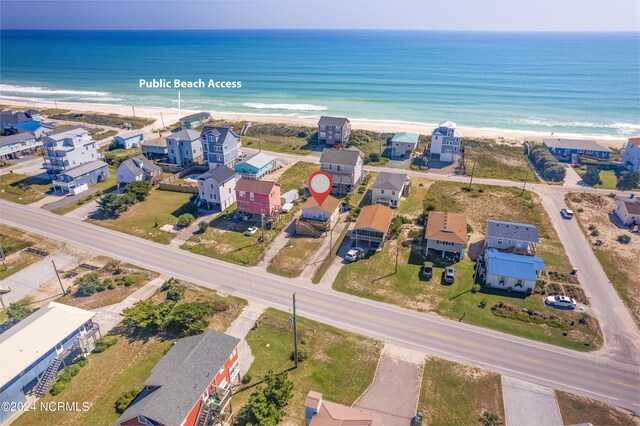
1, 201, 639, 412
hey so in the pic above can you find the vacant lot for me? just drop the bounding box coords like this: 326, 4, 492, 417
46, 112, 154, 129
463, 138, 538, 182
0, 173, 52, 205
267, 237, 323, 278
556, 391, 639, 426
89, 190, 194, 244
233, 309, 382, 425
277, 161, 319, 193
102, 146, 143, 168
566, 193, 640, 327
419, 357, 504, 426
0, 224, 61, 280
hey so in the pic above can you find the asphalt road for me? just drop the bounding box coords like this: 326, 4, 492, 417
1, 201, 639, 412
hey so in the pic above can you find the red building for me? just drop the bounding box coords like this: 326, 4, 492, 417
116, 331, 240, 426
235, 178, 281, 218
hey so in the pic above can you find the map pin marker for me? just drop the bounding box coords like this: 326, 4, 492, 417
308, 171, 332, 206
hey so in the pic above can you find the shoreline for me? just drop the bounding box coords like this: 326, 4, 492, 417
1, 96, 629, 149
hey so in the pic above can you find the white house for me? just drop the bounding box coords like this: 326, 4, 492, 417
484, 220, 539, 255
116, 154, 162, 186
483, 248, 545, 293
319, 147, 364, 195
197, 164, 237, 210
430, 120, 462, 163
371, 172, 410, 208
114, 131, 146, 149
297, 195, 342, 235
42, 126, 99, 176
614, 196, 640, 226
622, 137, 640, 173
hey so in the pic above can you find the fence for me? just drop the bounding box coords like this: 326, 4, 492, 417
158, 164, 208, 193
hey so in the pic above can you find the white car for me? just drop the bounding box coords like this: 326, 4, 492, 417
561, 208, 574, 219
546, 295, 577, 309
244, 226, 258, 236
345, 247, 365, 262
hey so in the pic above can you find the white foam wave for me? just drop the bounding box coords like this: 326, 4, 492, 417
517, 118, 640, 135
243, 102, 327, 111
0, 84, 112, 97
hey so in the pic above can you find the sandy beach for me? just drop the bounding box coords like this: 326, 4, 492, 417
1, 97, 628, 149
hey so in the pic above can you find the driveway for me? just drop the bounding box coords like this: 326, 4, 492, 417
354, 343, 425, 425
502, 376, 562, 426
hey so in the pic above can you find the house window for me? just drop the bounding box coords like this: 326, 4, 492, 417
210, 184, 214, 189
497, 239, 503, 245
499, 276, 506, 285
381, 190, 385, 194
515, 279, 523, 287
250, 192, 255, 201
138, 416, 155, 426
209, 193, 213, 199
239, 191, 246, 197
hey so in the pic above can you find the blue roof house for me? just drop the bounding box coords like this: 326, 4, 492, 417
483, 248, 545, 293
114, 131, 146, 149
234, 152, 277, 179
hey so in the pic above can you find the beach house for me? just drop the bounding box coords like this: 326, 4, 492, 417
0, 302, 100, 424
166, 129, 203, 167
484, 219, 539, 255
117, 154, 162, 186
13, 120, 53, 139
318, 116, 351, 147
197, 164, 238, 210
371, 172, 410, 208
1, 109, 40, 130
114, 130, 146, 149
116, 331, 240, 426
297, 195, 342, 235
481, 248, 545, 293
622, 137, 640, 173
424, 211, 467, 260
353, 204, 394, 250
319, 147, 364, 195
0, 132, 41, 160
52, 160, 110, 194
201, 126, 242, 169
234, 151, 277, 179
179, 112, 211, 129
543, 138, 611, 162
614, 195, 640, 226
42, 126, 99, 177
235, 178, 281, 219
304, 391, 382, 426
141, 137, 168, 159
429, 121, 462, 163
390, 132, 419, 158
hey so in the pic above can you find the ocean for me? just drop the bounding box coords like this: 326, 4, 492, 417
1, 30, 638, 138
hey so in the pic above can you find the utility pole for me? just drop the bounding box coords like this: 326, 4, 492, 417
292, 293, 299, 368
394, 243, 399, 274
328, 224, 333, 260
54, 100, 58, 110
260, 212, 265, 242
467, 157, 477, 190
259, 134, 262, 153
132, 106, 136, 118
52, 260, 65, 293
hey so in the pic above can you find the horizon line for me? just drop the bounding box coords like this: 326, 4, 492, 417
1, 28, 639, 33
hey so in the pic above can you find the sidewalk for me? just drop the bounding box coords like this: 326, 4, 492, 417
257, 217, 298, 268
502, 376, 563, 426
224, 301, 268, 377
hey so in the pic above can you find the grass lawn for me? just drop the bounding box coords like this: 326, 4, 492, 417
89, 189, 194, 244
102, 146, 142, 168
556, 391, 639, 426
419, 357, 504, 426
0, 224, 61, 280
395, 178, 434, 219
463, 138, 539, 182
14, 283, 246, 426
0, 173, 52, 204
277, 161, 319, 193
575, 168, 618, 189
46, 112, 154, 129
267, 237, 323, 278
233, 308, 382, 425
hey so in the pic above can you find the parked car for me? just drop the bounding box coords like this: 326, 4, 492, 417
420, 262, 434, 280
443, 266, 455, 284
545, 295, 577, 309
345, 247, 365, 262
561, 208, 574, 219
244, 226, 258, 236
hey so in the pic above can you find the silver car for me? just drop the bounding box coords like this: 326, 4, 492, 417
545, 295, 576, 309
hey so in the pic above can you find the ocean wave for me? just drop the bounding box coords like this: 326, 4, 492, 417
0, 84, 112, 97
243, 102, 327, 111
516, 118, 640, 135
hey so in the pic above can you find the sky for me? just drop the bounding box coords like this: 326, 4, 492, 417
1, 0, 639, 31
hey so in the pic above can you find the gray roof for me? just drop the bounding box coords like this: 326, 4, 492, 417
166, 129, 201, 142
59, 160, 108, 179
320, 147, 363, 166
116, 130, 146, 140
318, 116, 350, 127
46, 125, 86, 136
180, 112, 211, 122
543, 138, 611, 153
372, 172, 408, 191
197, 164, 236, 183
0, 132, 36, 147
201, 126, 239, 144
116, 331, 240, 426
486, 220, 540, 243
141, 137, 167, 148
120, 154, 161, 176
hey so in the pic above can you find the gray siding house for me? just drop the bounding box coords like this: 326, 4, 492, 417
197, 164, 238, 210
116, 154, 162, 186
0, 132, 41, 159
484, 220, 539, 255
52, 160, 110, 194
141, 137, 168, 158
391, 132, 419, 158
166, 129, 203, 167
371, 172, 410, 208
318, 116, 351, 147
319, 147, 364, 195
201, 126, 242, 169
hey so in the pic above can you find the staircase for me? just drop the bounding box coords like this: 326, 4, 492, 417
196, 404, 212, 426
35, 357, 62, 397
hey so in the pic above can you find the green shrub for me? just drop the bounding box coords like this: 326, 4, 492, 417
617, 234, 631, 244
177, 213, 195, 227
7, 301, 32, 324
471, 284, 481, 293
198, 221, 210, 233
94, 335, 119, 353
241, 374, 252, 384
166, 283, 186, 302
115, 390, 139, 414
49, 381, 66, 396
119, 276, 135, 287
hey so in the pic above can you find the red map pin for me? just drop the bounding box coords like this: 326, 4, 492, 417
308, 170, 332, 206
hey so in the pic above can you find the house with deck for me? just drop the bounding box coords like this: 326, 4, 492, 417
52, 160, 110, 195
297, 195, 342, 235
371, 172, 410, 208
166, 129, 203, 167
543, 138, 611, 162
116, 330, 240, 426
117, 154, 162, 186
305, 391, 382, 426
179, 112, 211, 129
622, 137, 640, 173
235, 178, 281, 219
13, 120, 54, 139
614, 195, 640, 226
0, 132, 41, 160
141, 137, 168, 159
482, 248, 545, 293
197, 164, 237, 210
390, 132, 419, 158
42, 126, 99, 177
319, 147, 364, 195
201, 126, 242, 169
114, 131, 146, 149
353, 204, 394, 250
424, 211, 467, 260
429, 120, 462, 163
318, 116, 351, 147
234, 151, 277, 179
0, 302, 100, 424
484, 220, 539, 255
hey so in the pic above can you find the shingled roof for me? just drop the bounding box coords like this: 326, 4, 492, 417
320, 147, 363, 166
486, 220, 539, 243
371, 172, 408, 191
318, 116, 350, 127
235, 178, 279, 194
355, 204, 394, 233
425, 211, 467, 244
197, 164, 237, 183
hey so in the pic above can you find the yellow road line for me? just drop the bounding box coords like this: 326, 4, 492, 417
519, 356, 542, 364
611, 380, 639, 389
